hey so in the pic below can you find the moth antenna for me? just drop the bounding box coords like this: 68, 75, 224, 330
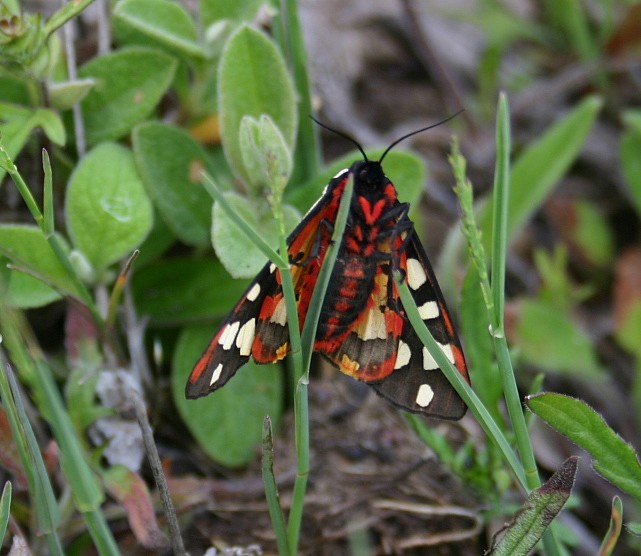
378, 109, 465, 164
309, 115, 368, 162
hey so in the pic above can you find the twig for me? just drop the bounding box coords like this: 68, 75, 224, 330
130, 392, 187, 556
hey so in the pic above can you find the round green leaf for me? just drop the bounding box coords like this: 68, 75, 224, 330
201, 0, 262, 26
78, 47, 177, 145
218, 25, 296, 183
133, 122, 213, 245
131, 257, 248, 325
0, 258, 61, 308
66, 143, 153, 271
113, 0, 204, 60
172, 324, 283, 468
0, 224, 81, 299
212, 192, 300, 279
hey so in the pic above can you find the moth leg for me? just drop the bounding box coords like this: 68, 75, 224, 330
290, 218, 334, 267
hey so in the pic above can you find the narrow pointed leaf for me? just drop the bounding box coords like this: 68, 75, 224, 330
489, 457, 577, 556
527, 393, 641, 503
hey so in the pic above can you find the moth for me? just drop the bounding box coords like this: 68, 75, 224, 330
186, 120, 469, 418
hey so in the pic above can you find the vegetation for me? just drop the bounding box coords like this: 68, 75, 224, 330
1, 0, 641, 554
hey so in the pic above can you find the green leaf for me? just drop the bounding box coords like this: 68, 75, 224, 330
65, 142, 153, 272
622, 109, 641, 136
533, 246, 591, 311
132, 122, 213, 245
66, 367, 111, 432
526, 393, 641, 504
0, 224, 82, 299
615, 299, 641, 357
0, 67, 30, 104
78, 47, 177, 145
172, 324, 283, 468
569, 199, 614, 268
212, 192, 300, 278
218, 25, 296, 183
200, 0, 262, 26
287, 149, 426, 214
489, 457, 577, 556
113, 0, 205, 60
479, 95, 602, 247
0, 256, 61, 308
131, 257, 248, 325
47, 79, 94, 111
0, 104, 65, 183
133, 210, 176, 267
515, 299, 604, 378
620, 130, 641, 218
239, 114, 292, 195
627, 522, 641, 536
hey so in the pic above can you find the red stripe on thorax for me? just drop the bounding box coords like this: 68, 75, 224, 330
358, 197, 387, 226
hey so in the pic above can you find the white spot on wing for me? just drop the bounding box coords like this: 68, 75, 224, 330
332, 168, 349, 179
407, 258, 427, 290
236, 318, 256, 356
416, 384, 434, 407
359, 308, 387, 340
394, 340, 411, 369
441, 343, 455, 363
269, 263, 276, 274
270, 297, 287, 326
246, 283, 261, 302
418, 300, 439, 320
210, 363, 223, 386
422, 343, 455, 370
218, 321, 239, 351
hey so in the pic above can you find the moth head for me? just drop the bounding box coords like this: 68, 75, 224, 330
352, 160, 386, 191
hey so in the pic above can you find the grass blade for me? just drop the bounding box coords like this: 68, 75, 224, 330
0, 352, 63, 555
262, 416, 291, 556
394, 275, 527, 490
597, 496, 623, 556
288, 174, 354, 552
479, 95, 602, 248
0, 481, 11, 546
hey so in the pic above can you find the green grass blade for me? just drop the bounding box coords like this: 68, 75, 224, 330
287, 175, 353, 552
479, 95, 602, 250
299, 174, 354, 371
42, 149, 54, 238
0, 142, 102, 324
488, 95, 539, 490
0, 307, 119, 553
490, 93, 510, 331
282, 0, 320, 185
597, 496, 623, 556
262, 417, 291, 556
0, 481, 11, 546
287, 379, 309, 553
394, 275, 527, 490
0, 339, 63, 555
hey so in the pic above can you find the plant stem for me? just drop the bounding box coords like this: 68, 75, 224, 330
286, 175, 354, 551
